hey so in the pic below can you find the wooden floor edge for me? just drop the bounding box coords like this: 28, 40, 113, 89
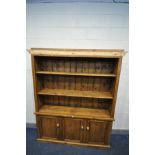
37, 138, 111, 149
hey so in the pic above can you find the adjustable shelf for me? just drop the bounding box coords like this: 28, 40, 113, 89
37, 88, 113, 99
36, 71, 116, 77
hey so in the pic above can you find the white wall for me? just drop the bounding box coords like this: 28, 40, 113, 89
26, 2, 129, 129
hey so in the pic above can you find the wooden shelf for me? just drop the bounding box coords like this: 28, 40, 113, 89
36, 71, 116, 77
37, 88, 113, 99
35, 105, 113, 121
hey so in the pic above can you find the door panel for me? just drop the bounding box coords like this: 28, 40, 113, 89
63, 118, 84, 142
86, 120, 107, 144
38, 116, 112, 146
39, 117, 58, 139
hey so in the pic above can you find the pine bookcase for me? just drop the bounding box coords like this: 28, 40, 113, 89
29, 48, 126, 148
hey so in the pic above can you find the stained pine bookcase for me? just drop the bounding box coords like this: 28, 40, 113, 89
29, 48, 125, 148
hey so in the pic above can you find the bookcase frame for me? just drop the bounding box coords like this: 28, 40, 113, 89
30, 48, 125, 148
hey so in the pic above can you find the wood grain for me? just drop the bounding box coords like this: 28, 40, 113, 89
29, 48, 126, 58
35, 105, 113, 121
36, 71, 116, 77
111, 58, 122, 117
30, 48, 125, 148
37, 138, 110, 149
37, 88, 113, 99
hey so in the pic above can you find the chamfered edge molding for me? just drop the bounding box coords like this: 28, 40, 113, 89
27, 48, 127, 58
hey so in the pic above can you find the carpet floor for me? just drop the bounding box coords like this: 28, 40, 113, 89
26, 128, 129, 155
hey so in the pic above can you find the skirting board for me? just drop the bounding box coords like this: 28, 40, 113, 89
26, 123, 129, 135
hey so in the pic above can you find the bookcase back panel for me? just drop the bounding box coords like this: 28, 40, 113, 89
38, 75, 114, 92
38, 95, 112, 110
35, 57, 118, 74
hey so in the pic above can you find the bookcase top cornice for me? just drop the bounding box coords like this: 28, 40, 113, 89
29, 48, 126, 58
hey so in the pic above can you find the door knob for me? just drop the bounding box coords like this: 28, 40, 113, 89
56, 123, 60, 127
81, 125, 84, 130
86, 126, 90, 131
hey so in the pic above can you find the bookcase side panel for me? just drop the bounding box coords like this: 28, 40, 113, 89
111, 58, 123, 117
31, 55, 40, 111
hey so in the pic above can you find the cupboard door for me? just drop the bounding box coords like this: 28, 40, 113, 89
63, 118, 84, 143
86, 120, 109, 144
39, 116, 60, 140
